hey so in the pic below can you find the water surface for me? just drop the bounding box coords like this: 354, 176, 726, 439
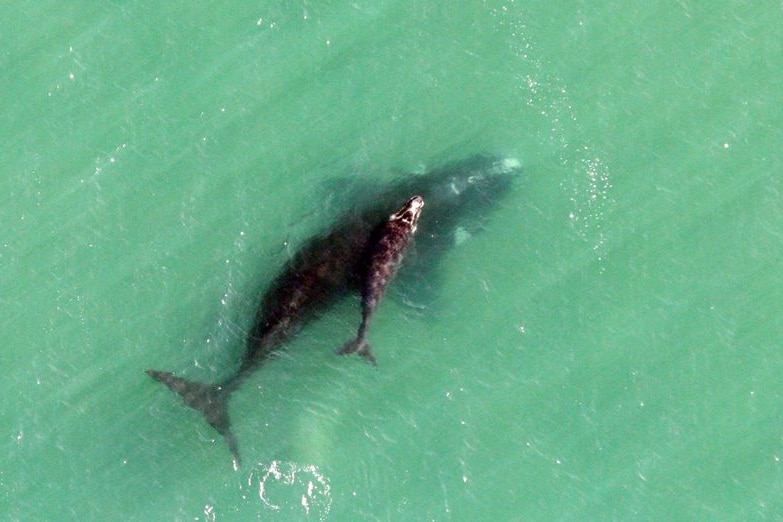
2, 1, 782, 520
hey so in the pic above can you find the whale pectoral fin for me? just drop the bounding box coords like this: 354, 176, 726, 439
146, 369, 241, 468
336, 338, 378, 366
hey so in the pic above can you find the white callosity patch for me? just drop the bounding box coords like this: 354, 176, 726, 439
491, 157, 522, 175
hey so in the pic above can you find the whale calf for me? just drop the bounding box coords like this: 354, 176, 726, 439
146, 154, 520, 468
337, 195, 424, 365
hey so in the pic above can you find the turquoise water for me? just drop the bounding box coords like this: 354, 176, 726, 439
3, 1, 782, 520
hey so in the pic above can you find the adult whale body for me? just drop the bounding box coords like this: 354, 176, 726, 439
146, 154, 520, 468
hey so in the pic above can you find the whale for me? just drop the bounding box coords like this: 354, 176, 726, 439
337, 195, 424, 365
146, 154, 520, 468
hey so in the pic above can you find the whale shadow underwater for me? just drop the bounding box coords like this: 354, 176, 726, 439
146, 154, 521, 468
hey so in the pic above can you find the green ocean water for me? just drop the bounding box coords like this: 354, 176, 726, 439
3, 1, 782, 520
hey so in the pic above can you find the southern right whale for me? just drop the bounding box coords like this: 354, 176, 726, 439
338, 195, 424, 366
146, 154, 520, 468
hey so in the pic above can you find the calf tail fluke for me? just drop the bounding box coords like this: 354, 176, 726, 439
146, 369, 241, 470
336, 337, 377, 366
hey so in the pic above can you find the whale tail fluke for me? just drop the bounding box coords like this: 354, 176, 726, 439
146, 369, 241, 470
336, 337, 377, 366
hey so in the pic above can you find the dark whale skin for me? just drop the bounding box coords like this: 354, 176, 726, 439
337, 195, 424, 365
146, 154, 520, 468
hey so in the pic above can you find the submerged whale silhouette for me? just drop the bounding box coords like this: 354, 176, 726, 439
146, 154, 520, 468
